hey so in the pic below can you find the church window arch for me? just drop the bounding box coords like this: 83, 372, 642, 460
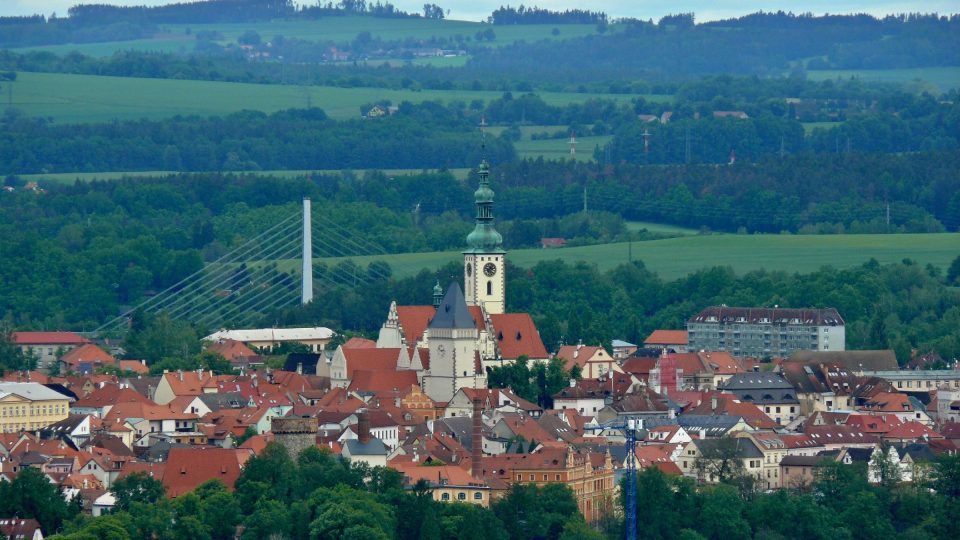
487, 281, 492, 295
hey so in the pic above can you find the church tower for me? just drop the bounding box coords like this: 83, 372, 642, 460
463, 160, 505, 314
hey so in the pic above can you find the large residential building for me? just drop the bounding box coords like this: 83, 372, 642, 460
12, 331, 90, 372
687, 306, 845, 358
0, 382, 72, 432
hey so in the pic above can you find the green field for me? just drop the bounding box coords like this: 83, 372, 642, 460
625, 221, 700, 236
802, 121, 843, 134
806, 67, 960, 92
299, 233, 960, 281
9, 71, 641, 123
11, 17, 611, 58
21, 167, 472, 185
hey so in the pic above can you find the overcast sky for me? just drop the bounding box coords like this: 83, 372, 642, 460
2, 1, 953, 21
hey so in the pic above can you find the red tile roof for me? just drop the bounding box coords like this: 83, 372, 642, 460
490, 313, 548, 360
206, 339, 257, 361
644, 330, 689, 346
556, 345, 611, 372
342, 348, 404, 378
882, 421, 943, 441
118, 360, 149, 374
12, 331, 89, 345
162, 447, 252, 497
161, 371, 216, 398
343, 337, 377, 349
348, 370, 419, 393
396, 306, 437, 345
60, 344, 114, 367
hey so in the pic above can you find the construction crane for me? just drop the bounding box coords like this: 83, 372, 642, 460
597, 417, 640, 540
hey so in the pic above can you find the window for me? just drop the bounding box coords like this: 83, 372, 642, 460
458, 492, 466, 500
441, 493, 450, 501
487, 281, 492, 295
529, 474, 534, 481
556, 474, 561, 481
542, 474, 548, 481
516, 474, 521, 481
474, 492, 483, 500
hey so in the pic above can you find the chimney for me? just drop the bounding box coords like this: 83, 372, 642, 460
711, 396, 718, 411
296, 362, 303, 375
178, 370, 183, 382
700, 428, 707, 440
471, 398, 483, 479
357, 409, 371, 444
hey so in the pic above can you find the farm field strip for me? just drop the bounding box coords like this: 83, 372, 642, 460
269, 233, 960, 281
9, 71, 651, 124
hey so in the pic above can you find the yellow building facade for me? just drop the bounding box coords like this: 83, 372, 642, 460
0, 382, 71, 432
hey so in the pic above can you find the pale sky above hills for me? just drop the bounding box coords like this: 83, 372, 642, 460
2, 1, 953, 21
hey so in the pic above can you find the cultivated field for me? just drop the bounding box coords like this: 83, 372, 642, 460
12, 17, 612, 57
21, 168, 472, 185
298, 232, 960, 281
9, 72, 648, 124
806, 67, 960, 92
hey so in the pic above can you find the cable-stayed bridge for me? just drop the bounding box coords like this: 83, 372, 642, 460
95, 199, 390, 335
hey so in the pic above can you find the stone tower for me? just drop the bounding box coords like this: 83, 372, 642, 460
422, 282, 485, 402
271, 416, 318, 461
463, 160, 505, 314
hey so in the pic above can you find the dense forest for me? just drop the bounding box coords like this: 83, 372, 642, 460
0, 440, 955, 540
468, 13, 960, 82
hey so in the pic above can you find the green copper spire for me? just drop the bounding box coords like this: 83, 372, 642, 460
432, 280, 443, 308
465, 160, 504, 253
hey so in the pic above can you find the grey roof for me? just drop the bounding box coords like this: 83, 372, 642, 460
42, 414, 87, 434
695, 437, 763, 458
428, 282, 475, 330
435, 417, 476, 450
198, 392, 246, 411
0, 382, 71, 402
723, 373, 799, 405
612, 340, 636, 348
677, 415, 744, 437
344, 437, 388, 456
894, 443, 937, 462
788, 350, 898, 371
780, 455, 830, 467
689, 306, 844, 326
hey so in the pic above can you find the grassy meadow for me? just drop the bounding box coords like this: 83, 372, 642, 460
11, 17, 611, 58
9, 71, 649, 124
20, 168, 472, 185
292, 232, 960, 282
806, 67, 960, 92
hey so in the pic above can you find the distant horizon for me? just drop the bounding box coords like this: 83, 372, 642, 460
1, 0, 956, 23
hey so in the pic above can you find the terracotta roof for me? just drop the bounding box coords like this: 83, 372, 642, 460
206, 339, 257, 361
60, 344, 114, 367
395, 306, 436, 345
621, 357, 658, 376
804, 425, 878, 444
779, 434, 823, 450
393, 463, 482, 487
343, 337, 377, 349
862, 392, 914, 413
103, 401, 198, 423
844, 414, 902, 434
490, 313, 548, 360
118, 360, 149, 374
556, 345, 611, 372
12, 331, 89, 345
644, 330, 688, 346
348, 370, 419, 393
342, 348, 403, 378
162, 447, 252, 497
883, 421, 943, 441
161, 371, 216, 398
683, 395, 777, 429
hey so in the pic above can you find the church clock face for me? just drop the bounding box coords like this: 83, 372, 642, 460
483, 262, 497, 277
